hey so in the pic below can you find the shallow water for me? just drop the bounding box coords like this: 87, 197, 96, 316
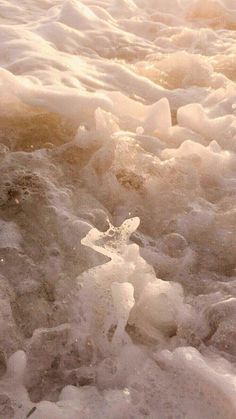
0, 0, 236, 418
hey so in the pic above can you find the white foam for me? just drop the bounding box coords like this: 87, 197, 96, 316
0, 0, 236, 418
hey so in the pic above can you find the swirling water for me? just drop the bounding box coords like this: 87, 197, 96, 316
0, 1, 236, 418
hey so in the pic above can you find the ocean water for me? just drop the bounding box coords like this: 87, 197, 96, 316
0, 0, 236, 418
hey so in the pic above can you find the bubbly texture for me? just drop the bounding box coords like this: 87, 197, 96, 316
0, 0, 236, 418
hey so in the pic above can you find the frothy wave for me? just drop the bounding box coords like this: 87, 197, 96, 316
0, 1, 236, 418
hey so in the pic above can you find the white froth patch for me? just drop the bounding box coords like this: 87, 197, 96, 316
0, 0, 236, 418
